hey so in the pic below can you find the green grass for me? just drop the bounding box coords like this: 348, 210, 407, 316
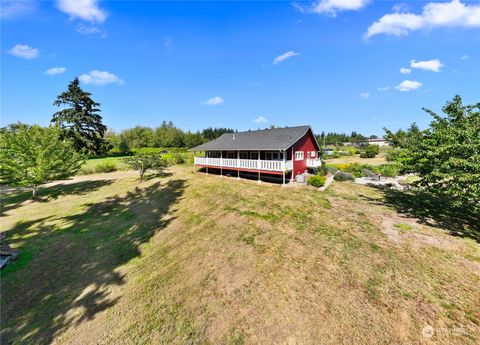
79, 156, 129, 174
1, 167, 479, 344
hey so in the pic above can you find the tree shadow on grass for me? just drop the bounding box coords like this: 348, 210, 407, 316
0, 178, 186, 344
0, 180, 115, 216
359, 187, 479, 242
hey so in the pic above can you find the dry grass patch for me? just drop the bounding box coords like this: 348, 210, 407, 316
1, 168, 479, 344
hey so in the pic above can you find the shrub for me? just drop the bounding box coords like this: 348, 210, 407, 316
385, 148, 402, 162
308, 175, 327, 187
170, 151, 185, 164
360, 145, 380, 158
334, 171, 354, 181
107, 147, 132, 157
378, 164, 399, 177
316, 165, 336, 176
95, 162, 117, 173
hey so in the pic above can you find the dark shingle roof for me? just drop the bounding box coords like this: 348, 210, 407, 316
190, 125, 317, 151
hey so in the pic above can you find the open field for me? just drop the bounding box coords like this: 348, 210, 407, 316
1, 167, 479, 344
325, 152, 388, 166
80, 156, 129, 173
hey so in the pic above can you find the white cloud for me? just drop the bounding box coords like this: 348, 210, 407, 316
44, 67, 66, 75
395, 80, 423, 92
77, 24, 106, 37
254, 116, 268, 124
365, 0, 480, 38
273, 51, 299, 65
410, 59, 443, 72
57, 0, 107, 23
400, 67, 411, 74
392, 3, 409, 13
461, 54, 470, 60
297, 0, 370, 16
79, 70, 124, 85
0, 0, 37, 18
377, 86, 391, 91
360, 92, 370, 98
204, 96, 224, 106
7, 44, 39, 59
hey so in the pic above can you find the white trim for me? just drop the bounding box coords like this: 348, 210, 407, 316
295, 151, 304, 161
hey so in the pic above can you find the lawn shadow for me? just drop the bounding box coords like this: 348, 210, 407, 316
1, 178, 186, 344
0, 180, 115, 216
360, 187, 479, 242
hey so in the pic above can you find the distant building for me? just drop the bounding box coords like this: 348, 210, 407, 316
365, 138, 389, 146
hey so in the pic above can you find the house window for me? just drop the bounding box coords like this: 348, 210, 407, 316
239, 152, 248, 159
265, 152, 283, 161
310, 151, 316, 158
250, 152, 259, 160
295, 151, 304, 161
226, 152, 236, 158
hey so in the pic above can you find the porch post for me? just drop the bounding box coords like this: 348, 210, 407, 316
206, 151, 209, 175
220, 151, 223, 177
282, 150, 286, 187
257, 150, 261, 183
237, 150, 240, 179
193, 150, 196, 173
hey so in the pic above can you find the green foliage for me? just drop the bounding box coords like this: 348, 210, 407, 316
120, 126, 155, 148
0, 124, 84, 198
333, 171, 354, 181
378, 164, 399, 177
51, 78, 107, 155
360, 145, 380, 158
170, 151, 185, 165
308, 175, 327, 187
201, 127, 235, 141
316, 131, 367, 146
94, 162, 117, 173
125, 152, 169, 181
393, 96, 480, 211
319, 164, 338, 175
384, 122, 420, 148
385, 148, 402, 161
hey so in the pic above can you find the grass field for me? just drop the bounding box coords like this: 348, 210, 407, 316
1, 167, 479, 344
80, 156, 129, 173
324, 152, 388, 166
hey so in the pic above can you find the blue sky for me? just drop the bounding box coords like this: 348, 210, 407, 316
2, 0, 480, 136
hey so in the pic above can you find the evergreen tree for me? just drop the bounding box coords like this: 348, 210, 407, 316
52, 78, 107, 155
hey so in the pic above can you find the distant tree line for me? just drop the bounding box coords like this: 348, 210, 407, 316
316, 131, 375, 146
105, 123, 235, 154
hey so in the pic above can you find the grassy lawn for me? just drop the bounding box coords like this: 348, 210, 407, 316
79, 156, 129, 174
1, 167, 479, 344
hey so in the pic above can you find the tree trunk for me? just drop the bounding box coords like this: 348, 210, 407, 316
32, 185, 37, 199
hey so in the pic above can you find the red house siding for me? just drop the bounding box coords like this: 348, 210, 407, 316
289, 129, 320, 177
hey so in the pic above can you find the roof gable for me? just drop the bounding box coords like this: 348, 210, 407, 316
190, 125, 317, 151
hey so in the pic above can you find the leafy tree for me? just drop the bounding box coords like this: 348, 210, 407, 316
120, 126, 154, 148
125, 152, 168, 181
52, 78, 107, 155
0, 124, 84, 198
396, 96, 480, 211
360, 144, 380, 158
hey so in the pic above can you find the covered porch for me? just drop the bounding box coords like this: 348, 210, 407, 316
193, 150, 293, 174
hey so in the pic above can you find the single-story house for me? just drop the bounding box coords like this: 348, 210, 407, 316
190, 125, 321, 184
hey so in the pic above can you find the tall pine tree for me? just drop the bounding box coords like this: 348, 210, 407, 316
52, 78, 107, 155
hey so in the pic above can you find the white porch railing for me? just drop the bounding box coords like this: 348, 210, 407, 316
194, 157, 292, 172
